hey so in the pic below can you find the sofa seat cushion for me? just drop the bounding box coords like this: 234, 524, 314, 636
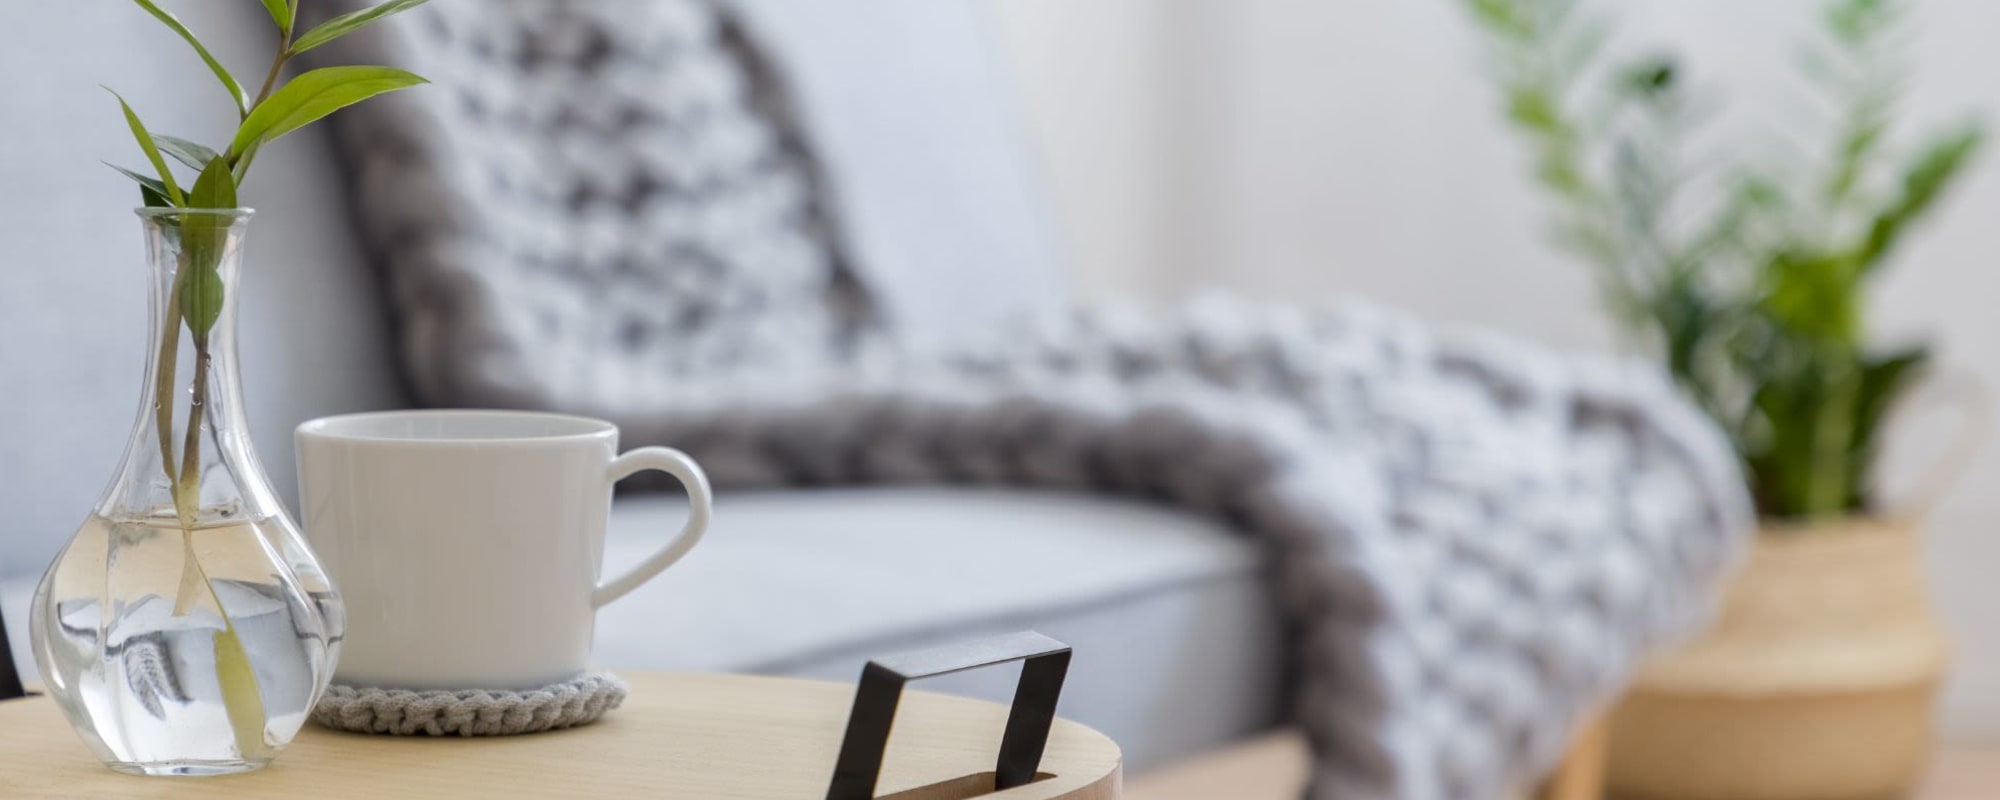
595, 488, 1287, 769
1, 488, 1283, 769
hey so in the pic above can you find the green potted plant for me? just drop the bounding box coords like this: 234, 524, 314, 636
28, 0, 431, 776
1456, 0, 1984, 797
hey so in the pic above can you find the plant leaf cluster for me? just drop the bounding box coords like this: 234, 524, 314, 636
1459, 0, 1984, 521
102, 0, 433, 761
112, 0, 429, 213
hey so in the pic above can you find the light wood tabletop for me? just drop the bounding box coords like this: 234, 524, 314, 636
0, 671, 1122, 799
1123, 731, 2000, 800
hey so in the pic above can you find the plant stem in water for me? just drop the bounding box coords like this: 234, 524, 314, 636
153, 253, 189, 491
152, 246, 270, 756
170, 346, 212, 617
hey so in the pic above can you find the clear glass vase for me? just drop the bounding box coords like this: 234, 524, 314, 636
29, 208, 342, 776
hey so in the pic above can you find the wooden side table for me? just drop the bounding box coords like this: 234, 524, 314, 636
1124, 724, 1607, 800
0, 671, 1122, 799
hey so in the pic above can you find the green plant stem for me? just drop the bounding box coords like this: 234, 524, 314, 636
246, 60, 286, 123
168, 344, 212, 616
152, 260, 188, 487
175, 345, 212, 517
231, 140, 262, 185
156, 300, 267, 755
159, 242, 200, 616
223, 27, 290, 178
166, 494, 271, 760
239, 25, 292, 130
1805, 368, 1857, 519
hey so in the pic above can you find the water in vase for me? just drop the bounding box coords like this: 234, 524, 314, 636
30, 511, 333, 776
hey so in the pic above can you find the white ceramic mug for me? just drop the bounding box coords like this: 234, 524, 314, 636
295, 410, 713, 690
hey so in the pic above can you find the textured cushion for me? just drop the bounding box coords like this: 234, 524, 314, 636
3, 487, 1283, 769
302, 0, 869, 409
302, 0, 1070, 413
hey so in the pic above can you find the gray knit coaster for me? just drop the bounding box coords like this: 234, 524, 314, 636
312, 671, 629, 736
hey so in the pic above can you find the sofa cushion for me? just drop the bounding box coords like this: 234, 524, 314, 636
2, 487, 1282, 769
724, 0, 1071, 344
594, 487, 1286, 770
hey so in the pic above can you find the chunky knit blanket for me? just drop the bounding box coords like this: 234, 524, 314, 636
302, 1, 1752, 797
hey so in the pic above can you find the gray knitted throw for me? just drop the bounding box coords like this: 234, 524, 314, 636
302, 1, 1753, 797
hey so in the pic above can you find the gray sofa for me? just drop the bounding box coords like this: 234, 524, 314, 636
0, 0, 1283, 772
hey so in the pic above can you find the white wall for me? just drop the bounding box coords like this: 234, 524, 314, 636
995, 0, 2000, 737
988, 0, 1182, 299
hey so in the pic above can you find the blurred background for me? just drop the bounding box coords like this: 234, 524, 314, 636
998, 0, 2000, 740
2, 0, 1997, 796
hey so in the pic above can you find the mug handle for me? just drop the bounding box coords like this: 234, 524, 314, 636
592, 446, 714, 608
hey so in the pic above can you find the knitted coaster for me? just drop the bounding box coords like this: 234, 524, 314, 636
312, 671, 629, 736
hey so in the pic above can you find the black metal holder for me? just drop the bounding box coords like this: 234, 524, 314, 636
824, 631, 1072, 800
0, 605, 24, 701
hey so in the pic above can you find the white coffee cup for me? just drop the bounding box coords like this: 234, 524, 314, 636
295, 409, 713, 690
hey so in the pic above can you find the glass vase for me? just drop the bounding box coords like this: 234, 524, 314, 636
29, 208, 342, 776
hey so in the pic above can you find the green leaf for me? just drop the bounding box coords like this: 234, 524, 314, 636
105, 162, 175, 202
259, 0, 293, 37
1506, 87, 1562, 133
140, 184, 172, 209
1621, 57, 1677, 96
187, 155, 238, 210
108, 90, 184, 207
1824, 0, 1899, 46
1823, 115, 1888, 206
1856, 123, 1986, 271
230, 66, 428, 156
290, 0, 434, 54
1464, 0, 1532, 39
180, 259, 225, 342
1844, 346, 1929, 508
178, 158, 238, 341
127, 0, 249, 116
155, 135, 223, 174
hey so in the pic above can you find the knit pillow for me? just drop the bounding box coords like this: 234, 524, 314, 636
302, 0, 868, 410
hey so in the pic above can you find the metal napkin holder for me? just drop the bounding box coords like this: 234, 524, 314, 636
824, 631, 1073, 800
